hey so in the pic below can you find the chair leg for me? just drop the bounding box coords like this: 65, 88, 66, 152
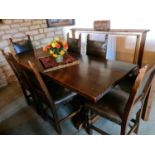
37, 103, 48, 121
55, 121, 62, 135
121, 122, 127, 135
134, 111, 141, 134
121, 110, 142, 135
86, 109, 93, 135
50, 108, 62, 135
121, 127, 126, 135
21, 87, 31, 106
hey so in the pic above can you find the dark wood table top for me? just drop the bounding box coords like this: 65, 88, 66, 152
18, 48, 137, 103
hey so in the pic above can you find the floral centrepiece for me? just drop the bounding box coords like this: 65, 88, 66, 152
43, 37, 68, 62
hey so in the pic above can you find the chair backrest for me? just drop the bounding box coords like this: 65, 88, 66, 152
86, 34, 108, 59
6, 52, 34, 93
67, 33, 81, 53
18, 60, 56, 111
123, 65, 155, 124
1, 49, 19, 79
9, 35, 34, 55
7, 52, 59, 108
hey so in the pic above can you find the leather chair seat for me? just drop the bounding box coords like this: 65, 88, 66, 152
46, 81, 77, 105
86, 87, 130, 124
54, 89, 77, 105
118, 73, 137, 93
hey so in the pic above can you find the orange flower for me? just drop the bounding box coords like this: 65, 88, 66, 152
63, 43, 68, 50
43, 38, 68, 57
47, 44, 51, 49
43, 46, 48, 52
62, 41, 66, 45
55, 43, 60, 49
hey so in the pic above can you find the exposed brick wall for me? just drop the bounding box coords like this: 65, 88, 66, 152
0, 19, 64, 87
0, 67, 8, 88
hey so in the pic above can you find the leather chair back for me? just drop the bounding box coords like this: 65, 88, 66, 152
86, 34, 108, 59
9, 35, 34, 55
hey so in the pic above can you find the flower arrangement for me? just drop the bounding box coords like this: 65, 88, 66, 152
43, 37, 68, 59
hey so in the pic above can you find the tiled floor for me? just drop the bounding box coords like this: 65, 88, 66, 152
0, 82, 155, 135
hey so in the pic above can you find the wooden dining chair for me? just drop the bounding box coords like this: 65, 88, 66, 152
85, 65, 155, 135
67, 32, 81, 53
0, 49, 36, 107
117, 66, 139, 94
9, 35, 34, 55
86, 34, 108, 59
17, 60, 81, 134
3, 52, 74, 122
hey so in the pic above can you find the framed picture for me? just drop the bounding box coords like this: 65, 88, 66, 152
47, 19, 75, 27
94, 20, 111, 31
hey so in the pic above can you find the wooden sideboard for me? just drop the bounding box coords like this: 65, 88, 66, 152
70, 28, 150, 68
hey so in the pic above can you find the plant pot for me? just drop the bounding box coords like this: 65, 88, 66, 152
55, 55, 64, 63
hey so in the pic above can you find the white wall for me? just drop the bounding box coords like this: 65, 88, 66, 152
76, 19, 155, 51
63, 0, 155, 52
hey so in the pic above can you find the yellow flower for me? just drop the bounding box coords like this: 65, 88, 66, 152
60, 50, 65, 56
55, 37, 60, 41
49, 50, 54, 55
53, 54, 58, 58
51, 42, 56, 48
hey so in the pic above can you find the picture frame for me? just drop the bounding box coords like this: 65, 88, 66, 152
94, 20, 111, 31
47, 19, 75, 27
